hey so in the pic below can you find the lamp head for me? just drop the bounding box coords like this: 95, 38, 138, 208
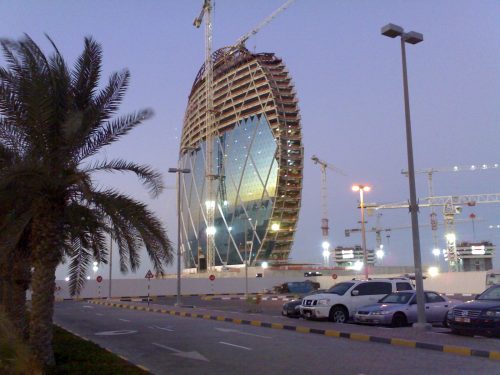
381, 23, 404, 38
404, 31, 424, 44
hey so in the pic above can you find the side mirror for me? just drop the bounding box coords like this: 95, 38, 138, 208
474, 294, 479, 300
351, 290, 359, 296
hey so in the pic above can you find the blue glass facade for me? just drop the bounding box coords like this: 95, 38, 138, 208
180, 115, 279, 267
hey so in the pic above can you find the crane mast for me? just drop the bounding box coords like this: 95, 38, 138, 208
194, 0, 216, 271
312, 155, 346, 265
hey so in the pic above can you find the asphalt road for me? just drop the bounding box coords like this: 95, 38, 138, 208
54, 301, 499, 375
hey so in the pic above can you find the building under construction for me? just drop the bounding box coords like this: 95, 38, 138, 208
178, 46, 303, 270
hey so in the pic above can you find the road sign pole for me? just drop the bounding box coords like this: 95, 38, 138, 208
148, 279, 151, 307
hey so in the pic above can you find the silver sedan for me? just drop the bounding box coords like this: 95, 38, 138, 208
354, 290, 461, 327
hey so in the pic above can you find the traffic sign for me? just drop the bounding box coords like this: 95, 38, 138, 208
96, 276, 103, 283
209, 274, 215, 281
331, 273, 338, 280
145, 270, 154, 279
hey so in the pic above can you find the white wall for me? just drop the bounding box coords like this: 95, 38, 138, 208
47, 271, 495, 299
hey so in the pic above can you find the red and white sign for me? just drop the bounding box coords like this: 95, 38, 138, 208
209, 274, 215, 281
96, 276, 103, 283
145, 270, 154, 279
332, 273, 338, 280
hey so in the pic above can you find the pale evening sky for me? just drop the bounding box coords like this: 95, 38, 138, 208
0, 0, 498, 279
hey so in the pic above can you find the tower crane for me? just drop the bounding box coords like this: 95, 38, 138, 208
233, 0, 295, 49
193, 0, 296, 271
194, 0, 216, 271
402, 163, 499, 261
365, 193, 500, 271
311, 155, 346, 266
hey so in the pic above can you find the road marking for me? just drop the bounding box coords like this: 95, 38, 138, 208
219, 341, 252, 350
96, 313, 104, 316
149, 325, 174, 332
152, 342, 209, 362
95, 330, 137, 336
215, 327, 272, 339
82, 306, 94, 309
119, 318, 131, 322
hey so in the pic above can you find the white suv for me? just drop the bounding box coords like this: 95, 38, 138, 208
299, 278, 414, 323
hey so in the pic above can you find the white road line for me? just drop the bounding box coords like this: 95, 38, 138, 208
119, 318, 131, 322
96, 313, 104, 316
219, 341, 252, 350
149, 325, 174, 332
82, 306, 94, 309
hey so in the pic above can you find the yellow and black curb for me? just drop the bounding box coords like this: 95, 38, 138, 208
88, 300, 500, 361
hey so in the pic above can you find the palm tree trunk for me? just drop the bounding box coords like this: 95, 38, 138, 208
29, 203, 64, 366
11, 255, 31, 340
29, 254, 58, 365
0, 254, 13, 311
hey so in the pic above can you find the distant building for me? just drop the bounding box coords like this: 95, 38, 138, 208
452, 241, 495, 272
179, 46, 303, 270
334, 246, 375, 267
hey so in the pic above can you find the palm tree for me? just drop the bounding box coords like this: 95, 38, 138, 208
0, 35, 173, 366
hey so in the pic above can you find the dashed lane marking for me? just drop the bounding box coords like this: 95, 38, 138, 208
219, 341, 252, 351
119, 318, 131, 322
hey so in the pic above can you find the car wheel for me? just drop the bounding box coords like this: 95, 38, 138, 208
442, 315, 449, 328
391, 313, 407, 327
329, 306, 348, 323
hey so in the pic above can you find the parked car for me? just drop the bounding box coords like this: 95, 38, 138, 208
299, 278, 414, 323
304, 271, 322, 277
447, 284, 500, 337
282, 290, 326, 318
354, 290, 461, 327
273, 280, 320, 294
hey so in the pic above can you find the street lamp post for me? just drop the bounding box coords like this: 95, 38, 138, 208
352, 184, 370, 279
168, 166, 191, 307
381, 23, 429, 328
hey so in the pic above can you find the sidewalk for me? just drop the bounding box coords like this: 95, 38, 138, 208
88, 299, 500, 361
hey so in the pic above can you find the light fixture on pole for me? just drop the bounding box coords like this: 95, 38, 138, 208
352, 184, 370, 279
381, 23, 428, 329
168, 166, 191, 307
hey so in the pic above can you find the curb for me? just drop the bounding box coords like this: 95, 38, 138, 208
88, 300, 500, 361
202, 296, 295, 301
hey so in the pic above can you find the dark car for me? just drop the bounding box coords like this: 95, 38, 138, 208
447, 284, 500, 337
282, 290, 326, 318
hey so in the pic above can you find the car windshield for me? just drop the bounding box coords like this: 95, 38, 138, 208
379, 292, 414, 304
477, 285, 500, 301
326, 282, 354, 295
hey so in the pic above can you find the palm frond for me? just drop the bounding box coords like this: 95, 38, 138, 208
71, 37, 102, 110
85, 159, 164, 198
76, 108, 153, 162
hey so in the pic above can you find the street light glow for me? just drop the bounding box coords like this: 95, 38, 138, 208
445, 233, 456, 242
376, 249, 385, 259
261, 261, 268, 269
432, 248, 441, 257
271, 223, 280, 231
428, 267, 440, 277
206, 226, 216, 235
322, 241, 330, 250
322, 249, 330, 258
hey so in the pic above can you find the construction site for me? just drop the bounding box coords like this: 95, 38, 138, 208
175, 0, 499, 277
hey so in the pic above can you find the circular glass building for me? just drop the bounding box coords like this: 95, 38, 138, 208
179, 46, 303, 270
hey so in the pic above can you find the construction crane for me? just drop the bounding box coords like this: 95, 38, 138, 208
345, 215, 484, 260
401, 163, 499, 262
233, 0, 295, 49
311, 155, 346, 265
194, 0, 217, 271
365, 193, 500, 271
193, 0, 295, 271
